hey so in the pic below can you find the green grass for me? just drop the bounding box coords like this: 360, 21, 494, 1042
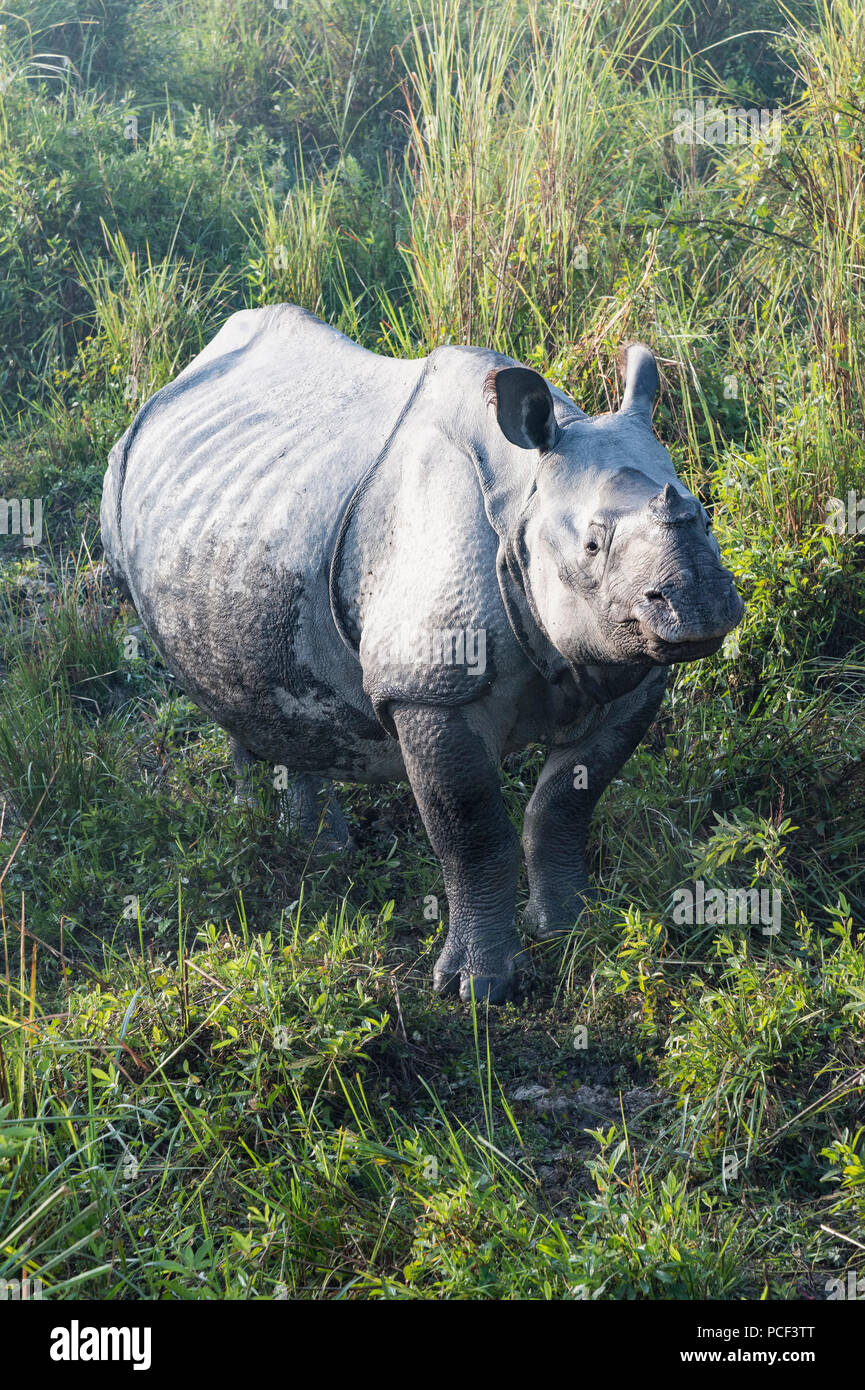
0, 0, 864, 1300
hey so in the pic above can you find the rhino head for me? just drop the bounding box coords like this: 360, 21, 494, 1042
485, 343, 744, 679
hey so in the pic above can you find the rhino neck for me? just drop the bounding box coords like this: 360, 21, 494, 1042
495, 503, 569, 685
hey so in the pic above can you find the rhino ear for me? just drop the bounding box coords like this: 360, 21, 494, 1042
484, 366, 558, 453
618, 342, 659, 423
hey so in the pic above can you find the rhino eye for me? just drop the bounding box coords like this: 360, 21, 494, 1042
585, 538, 599, 553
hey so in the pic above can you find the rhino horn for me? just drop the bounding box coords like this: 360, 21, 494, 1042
648, 481, 700, 525
618, 341, 659, 423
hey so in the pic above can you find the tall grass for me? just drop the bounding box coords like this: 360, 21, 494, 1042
74, 223, 235, 415
390, 0, 675, 363
0, 0, 863, 1302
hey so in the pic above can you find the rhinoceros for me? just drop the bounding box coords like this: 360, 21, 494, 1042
101, 305, 744, 1002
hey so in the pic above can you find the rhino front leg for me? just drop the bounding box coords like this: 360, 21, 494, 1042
523, 669, 668, 939
392, 703, 522, 1004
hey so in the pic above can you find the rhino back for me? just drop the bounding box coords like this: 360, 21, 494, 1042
104, 305, 422, 772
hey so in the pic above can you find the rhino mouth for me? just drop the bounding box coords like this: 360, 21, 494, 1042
610, 617, 726, 665
641, 631, 725, 664
627, 574, 743, 664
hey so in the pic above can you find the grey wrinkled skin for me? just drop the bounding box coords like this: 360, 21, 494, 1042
101, 304, 744, 1004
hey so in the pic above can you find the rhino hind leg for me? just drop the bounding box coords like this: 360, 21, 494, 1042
278, 773, 354, 853
230, 738, 354, 853
231, 738, 259, 809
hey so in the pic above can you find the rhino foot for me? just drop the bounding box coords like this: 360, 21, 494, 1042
432, 930, 524, 1005
523, 888, 595, 942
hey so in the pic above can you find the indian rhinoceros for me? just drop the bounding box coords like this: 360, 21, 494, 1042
101, 304, 744, 1003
